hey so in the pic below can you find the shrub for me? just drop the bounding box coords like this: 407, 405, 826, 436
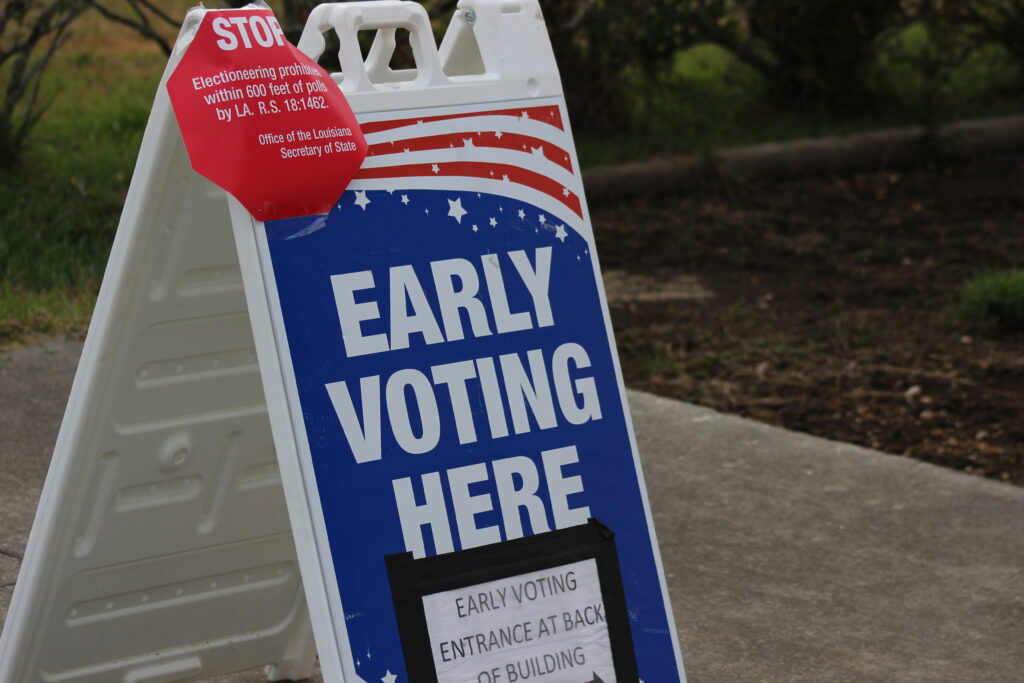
958, 270, 1024, 330
720, 0, 905, 112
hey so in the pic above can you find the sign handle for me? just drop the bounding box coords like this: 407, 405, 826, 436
297, 0, 448, 92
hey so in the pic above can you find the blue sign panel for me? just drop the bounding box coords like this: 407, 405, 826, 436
261, 101, 682, 683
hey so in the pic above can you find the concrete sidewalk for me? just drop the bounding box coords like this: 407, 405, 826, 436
2, 340, 1021, 682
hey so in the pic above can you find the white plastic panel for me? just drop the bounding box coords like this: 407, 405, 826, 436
0, 13, 314, 682
233, 2, 682, 682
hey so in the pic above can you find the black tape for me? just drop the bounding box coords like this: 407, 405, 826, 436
385, 518, 639, 682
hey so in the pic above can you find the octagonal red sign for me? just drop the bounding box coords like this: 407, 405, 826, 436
167, 7, 366, 222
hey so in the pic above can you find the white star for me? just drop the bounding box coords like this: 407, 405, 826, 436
386, 188, 394, 194
517, 209, 526, 219
495, 130, 503, 139
354, 190, 371, 210
489, 217, 497, 227
499, 206, 504, 212
448, 198, 467, 224
463, 138, 474, 147
425, 208, 429, 214
431, 163, 440, 174
403, 147, 410, 153
562, 187, 570, 197
531, 145, 544, 157
521, 110, 530, 119
472, 224, 479, 232
381, 671, 397, 683
416, 119, 424, 124
401, 194, 410, 205
555, 224, 568, 242
538, 214, 547, 224
502, 174, 510, 182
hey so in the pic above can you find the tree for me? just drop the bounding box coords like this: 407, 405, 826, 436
956, 0, 1024, 68
1, 0, 86, 163
540, 0, 714, 133
85, 0, 178, 56
705, 0, 905, 111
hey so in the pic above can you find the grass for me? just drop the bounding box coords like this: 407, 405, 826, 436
0, 13, 168, 346
958, 270, 1024, 331
2, 11, 1024, 344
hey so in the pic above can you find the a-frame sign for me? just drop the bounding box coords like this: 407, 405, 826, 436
0, 2, 686, 682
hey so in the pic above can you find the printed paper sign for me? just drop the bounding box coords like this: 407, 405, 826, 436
257, 98, 682, 682
167, 8, 366, 221
423, 560, 615, 683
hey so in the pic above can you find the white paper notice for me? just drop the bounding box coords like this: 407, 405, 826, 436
421, 558, 615, 683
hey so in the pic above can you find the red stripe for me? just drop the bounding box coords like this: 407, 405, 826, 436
360, 105, 564, 134
367, 131, 574, 173
355, 161, 582, 218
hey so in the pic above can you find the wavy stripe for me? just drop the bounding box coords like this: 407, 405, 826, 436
364, 115, 572, 156
368, 131, 573, 172
359, 104, 563, 134
359, 147, 578, 196
355, 160, 582, 217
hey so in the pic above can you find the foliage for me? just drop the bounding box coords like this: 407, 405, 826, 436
1, 0, 86, 163
695, 0, 905, 111
3, 0, 1024, 342
955, 0, 1024, 68
85, 1, 179, 55
958, 270, 1024, 331
881, 2, 987, 126
0, 26, 160, 343
540, 0, 719, 133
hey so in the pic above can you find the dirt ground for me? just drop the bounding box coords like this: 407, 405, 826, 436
594, 152, 1024, 485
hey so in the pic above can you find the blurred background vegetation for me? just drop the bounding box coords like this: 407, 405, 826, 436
2, 0, 1024, 342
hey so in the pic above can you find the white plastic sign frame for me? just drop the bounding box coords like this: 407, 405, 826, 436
0, 2, 686, 682
231, 1, 686, 682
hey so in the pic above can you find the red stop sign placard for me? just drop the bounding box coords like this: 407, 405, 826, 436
167, 8, 367, 222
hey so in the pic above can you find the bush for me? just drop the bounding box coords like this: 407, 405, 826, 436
957, 0, 1024, 71
958, 270, 1024, 330
724, 0, 904, 111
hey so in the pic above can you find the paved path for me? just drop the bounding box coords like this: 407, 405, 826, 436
2, 341, 1021, 682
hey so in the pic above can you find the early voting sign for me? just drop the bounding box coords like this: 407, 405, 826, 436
230, 0, 686, 680
0, 1, 685, 682
255, 99, 682, 683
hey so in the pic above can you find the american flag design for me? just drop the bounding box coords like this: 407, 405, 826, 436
350, 99, 589, 242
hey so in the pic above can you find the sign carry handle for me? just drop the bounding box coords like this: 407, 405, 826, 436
298, 0, 449, 92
